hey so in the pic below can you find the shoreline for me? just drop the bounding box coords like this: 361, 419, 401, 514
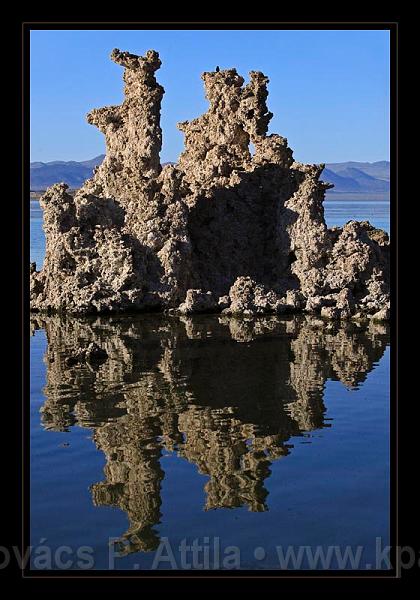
29, 305, 389, 322
325, 192, 390, 202
30, 191, 390, 202
31, 189, 77, 200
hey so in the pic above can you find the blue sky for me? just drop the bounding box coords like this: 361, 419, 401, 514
30, 29, 390, 164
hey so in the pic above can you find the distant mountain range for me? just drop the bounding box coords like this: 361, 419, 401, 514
30, 156, 105, 190
30, 155, 390, 197
322, 161, 390, 195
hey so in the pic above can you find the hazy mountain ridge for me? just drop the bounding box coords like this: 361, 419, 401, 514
325, 161, 390, 181
30, 155, 106, 189
30, 156, 389, 195
323, 170, 389, 194
323, 161, 390, 194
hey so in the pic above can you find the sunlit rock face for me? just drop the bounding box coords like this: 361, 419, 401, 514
30, 49, 390, 320
31, 314, 389, 554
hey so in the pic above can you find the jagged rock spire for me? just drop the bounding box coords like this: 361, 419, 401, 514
30, 49, 389, 321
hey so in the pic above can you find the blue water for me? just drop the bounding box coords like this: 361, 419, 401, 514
30, 198, 391, 572
30, 201, 46, 268
30, 315, 391, 571
324, 199, 390, 233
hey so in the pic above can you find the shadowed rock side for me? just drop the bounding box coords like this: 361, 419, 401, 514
30, 48, 390, 320
31, 314, 389, 554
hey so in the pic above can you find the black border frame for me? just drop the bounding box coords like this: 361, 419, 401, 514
15, 18, 400, 585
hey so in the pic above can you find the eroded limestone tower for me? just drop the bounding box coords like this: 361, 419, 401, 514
30, 48, 390, 320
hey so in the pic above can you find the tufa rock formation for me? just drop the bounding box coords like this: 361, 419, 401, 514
30, 49, 390, 320
32, 313, 389, 553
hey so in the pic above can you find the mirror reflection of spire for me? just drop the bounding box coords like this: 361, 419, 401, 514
32, 314, 389, 555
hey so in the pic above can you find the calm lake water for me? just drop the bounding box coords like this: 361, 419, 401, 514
30, 198, 391, 571
323, 198, 390, 233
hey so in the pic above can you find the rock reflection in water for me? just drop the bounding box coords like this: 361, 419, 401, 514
30, 314, 389, 555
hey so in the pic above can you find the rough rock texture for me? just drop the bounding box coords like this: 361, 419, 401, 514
30, 49, 390, 320
31, 314, 389, 552
65, 342, 108, 366
178, 289, 217, 314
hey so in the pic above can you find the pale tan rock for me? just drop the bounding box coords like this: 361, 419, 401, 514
178, 289, 217, 314
218, 295, 230, 310
226, 277, 284, 315
30, 49, 390, 320
321, 306, 341, 320
371, 306, 390, 321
